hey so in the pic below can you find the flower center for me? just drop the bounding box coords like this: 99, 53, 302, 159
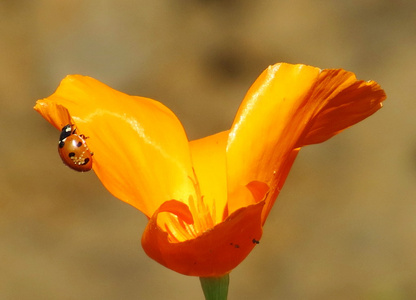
158, 173, 217, 243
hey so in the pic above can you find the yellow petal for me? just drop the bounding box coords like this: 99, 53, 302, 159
34, 75, 195, 217
189, 130, 229, 224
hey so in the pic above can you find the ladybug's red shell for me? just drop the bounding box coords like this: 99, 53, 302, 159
58, 125, 93, 172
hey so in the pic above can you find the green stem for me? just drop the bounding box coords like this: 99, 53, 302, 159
199, 274, 229, 300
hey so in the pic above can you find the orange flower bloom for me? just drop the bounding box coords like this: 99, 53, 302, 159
34, 63, 386, 277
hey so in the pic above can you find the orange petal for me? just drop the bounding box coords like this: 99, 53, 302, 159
226, 63, 386, 219
226, 63, 319, 215
34, 102, 73, 130
34, 75, 195, 217
189, 131, 229, 224
141, 200, 265, 277
298, 69, 386, 146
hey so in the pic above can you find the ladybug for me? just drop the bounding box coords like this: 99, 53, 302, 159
58, 124, 93, 172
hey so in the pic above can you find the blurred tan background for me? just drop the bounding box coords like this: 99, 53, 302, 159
1, 0, 415, 299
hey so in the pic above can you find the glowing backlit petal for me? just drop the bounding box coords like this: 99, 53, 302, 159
226, 64, 320, 215
35, 75, 195, 217
226, 63, 386, 218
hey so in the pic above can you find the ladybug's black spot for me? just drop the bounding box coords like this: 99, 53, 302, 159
68, 152, 75, 157
252, 239, 260, 244
81, 158, 90, 165
76, 141, 82, 147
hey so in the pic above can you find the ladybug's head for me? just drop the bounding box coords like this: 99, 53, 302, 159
59, 124, 76, 143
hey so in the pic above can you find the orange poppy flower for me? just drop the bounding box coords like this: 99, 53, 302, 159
34, 63, 386, 278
